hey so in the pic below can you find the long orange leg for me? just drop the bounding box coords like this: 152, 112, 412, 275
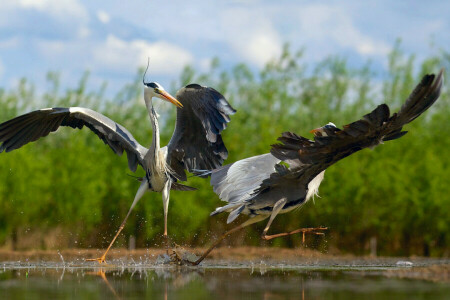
192, 215, 267, 265
260, 198, 286, 238
192, 225, 242, 266
262, 227, 328, 242
162, 181, 172, 253
87, 181, 147, 264
260, 198, 327, 242
86, 217, 129, 264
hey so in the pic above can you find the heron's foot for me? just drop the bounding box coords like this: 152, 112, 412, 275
160, 247, 200, 266
163, 234, 182, 252
262, 226, 328, 242
86, 255, 107, 264
169, 248, 183, 263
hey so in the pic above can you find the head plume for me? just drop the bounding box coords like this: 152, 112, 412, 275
142, 57, 150, 85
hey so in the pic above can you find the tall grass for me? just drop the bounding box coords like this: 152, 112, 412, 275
0, 44, 448, 256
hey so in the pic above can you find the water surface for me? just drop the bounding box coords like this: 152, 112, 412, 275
1, 259, 449, 299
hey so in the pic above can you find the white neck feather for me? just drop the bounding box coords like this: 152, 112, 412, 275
144, 89, 160, 154
306, 170, 325, 203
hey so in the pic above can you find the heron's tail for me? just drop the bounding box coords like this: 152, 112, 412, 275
210, 203, 245, 224
171, 182, 197, 191
127, 174, 144, 182
191, 169, 212, 178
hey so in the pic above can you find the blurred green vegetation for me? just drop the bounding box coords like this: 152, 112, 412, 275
0, 44, 449, 256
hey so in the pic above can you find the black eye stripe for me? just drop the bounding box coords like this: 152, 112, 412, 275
146, 82, 158, 88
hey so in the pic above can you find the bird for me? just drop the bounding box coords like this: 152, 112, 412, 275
0, 75, 236, 264
192, 69, 444, 265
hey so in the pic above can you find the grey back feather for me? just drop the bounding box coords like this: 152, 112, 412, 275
227, 205, 245, 223
210, 153, 280, 205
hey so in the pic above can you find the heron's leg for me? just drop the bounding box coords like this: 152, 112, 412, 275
260, 199, 327, 242
162, 180, 172, 251
162, 180, 171, 237
86, 180, 148, 264
192, 215, 267, 266
261, 198, 287, 239
262, 227, 328, 242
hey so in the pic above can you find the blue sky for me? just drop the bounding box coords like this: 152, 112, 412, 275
0, 0, 448, 96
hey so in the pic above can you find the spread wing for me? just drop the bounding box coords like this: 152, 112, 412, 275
0, 107, 148, 172
207, 153, 281, 221
261, 69, 444, 194
166, 84, 236, 181
211, 153, 280, 204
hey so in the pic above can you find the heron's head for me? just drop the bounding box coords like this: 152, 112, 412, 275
144, 82, 183, 108
310, 122, 337, 137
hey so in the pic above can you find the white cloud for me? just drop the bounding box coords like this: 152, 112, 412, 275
356, 41, 389, 56
97, 10, 110, 24
295, 4, 391, 57
1, 0, 447, 98
0, 37, 21, 49
77, 26, 90, 39
245, 33, 281, 65
220, 8, 282, 67
0, 0, 89, 32
92, 35, 194, 76
199, 58, 213, 72
36, 40, 67, 57
16, 0, 88, 20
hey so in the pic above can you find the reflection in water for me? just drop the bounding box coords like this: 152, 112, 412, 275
0, 262, 449, 299
82, 265, 205, 299
88, 270, 121, 300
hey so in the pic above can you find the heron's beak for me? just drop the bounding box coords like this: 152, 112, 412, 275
310, 128, 322, 136
157, 90, 183, 108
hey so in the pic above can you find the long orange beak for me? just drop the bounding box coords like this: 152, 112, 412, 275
310, 127, 324, 137
157, 90, 183, 108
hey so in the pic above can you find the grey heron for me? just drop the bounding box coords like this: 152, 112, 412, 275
192, 69, 443, 265
0, 79, 236, 263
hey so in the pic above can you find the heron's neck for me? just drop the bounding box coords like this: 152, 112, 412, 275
146, 98, 161, 154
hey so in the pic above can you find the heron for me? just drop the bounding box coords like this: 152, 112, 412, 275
0, 75, 236, 263
192, 69, 443, 265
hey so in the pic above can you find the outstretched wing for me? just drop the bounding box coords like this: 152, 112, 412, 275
166, 84, 236, 181
211, 153, 280, 203
208, 153, 280, 221
0, 107, 148, 172
265, 69, 444, 192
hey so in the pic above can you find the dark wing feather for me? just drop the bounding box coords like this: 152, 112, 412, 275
166, 84, 236, 181
0, 107, 148, 172
264, 70, 444, 192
